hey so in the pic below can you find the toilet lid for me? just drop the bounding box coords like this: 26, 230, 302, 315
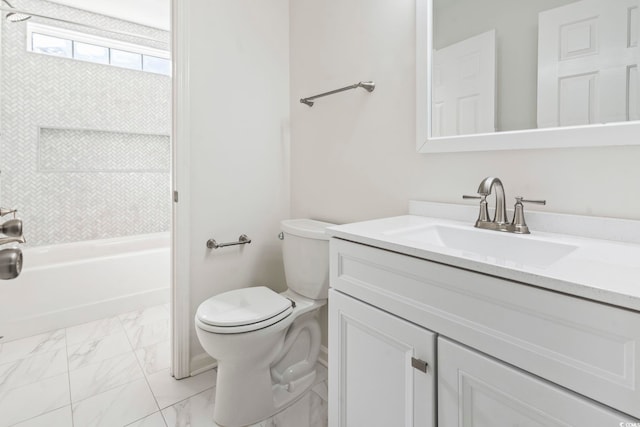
196, 286, 293, 328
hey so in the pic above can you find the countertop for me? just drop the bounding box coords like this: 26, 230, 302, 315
326, 202, 640, 312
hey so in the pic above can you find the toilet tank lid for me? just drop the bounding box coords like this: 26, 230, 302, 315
281, 219, 335, 240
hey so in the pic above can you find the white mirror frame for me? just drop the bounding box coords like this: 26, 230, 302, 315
416, 0, 640, 153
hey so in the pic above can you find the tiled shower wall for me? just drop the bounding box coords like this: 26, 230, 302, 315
0, 0, 171, 246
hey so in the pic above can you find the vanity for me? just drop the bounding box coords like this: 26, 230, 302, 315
324, 0, 640, 423
326, 201, 640, 426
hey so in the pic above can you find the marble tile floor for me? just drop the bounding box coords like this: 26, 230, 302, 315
0, 304, 328, 427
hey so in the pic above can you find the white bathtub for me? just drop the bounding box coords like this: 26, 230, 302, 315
0, 232, 170, 342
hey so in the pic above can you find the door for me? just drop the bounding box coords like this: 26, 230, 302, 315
438, 337, 638, 426
537, 0, 640, 127
328, 289, 435, 427
432, 30, 496, 137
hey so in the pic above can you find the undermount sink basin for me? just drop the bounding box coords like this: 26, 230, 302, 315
385, 224, 578, 268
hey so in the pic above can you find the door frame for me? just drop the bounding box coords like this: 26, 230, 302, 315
170, 0, 191, 380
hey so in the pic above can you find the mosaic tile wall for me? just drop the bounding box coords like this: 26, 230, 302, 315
38, 128, 170, 172
0, 0, 171, 246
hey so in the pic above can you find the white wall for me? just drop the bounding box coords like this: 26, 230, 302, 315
290, 0, 640, 345
185, 0, 290, 361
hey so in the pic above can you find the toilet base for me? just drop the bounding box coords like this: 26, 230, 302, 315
213, 364, 317, 427
272, 369, 316, 413
211, 374, 317, 427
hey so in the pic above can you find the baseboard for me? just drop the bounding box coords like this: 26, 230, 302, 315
318, 345, 328, 367
2, 287, 169, 342
190, 352, 217, 376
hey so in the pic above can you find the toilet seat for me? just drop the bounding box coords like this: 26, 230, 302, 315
196, 286, 293, 334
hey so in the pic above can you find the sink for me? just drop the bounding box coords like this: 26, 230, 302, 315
385, 224, 578, 268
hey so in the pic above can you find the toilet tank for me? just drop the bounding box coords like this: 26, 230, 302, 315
281, 219, 335, 300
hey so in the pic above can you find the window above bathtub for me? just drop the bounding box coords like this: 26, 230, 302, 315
26, 22, 171, 76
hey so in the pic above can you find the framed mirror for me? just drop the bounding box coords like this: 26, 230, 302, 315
417, 0, 640, 153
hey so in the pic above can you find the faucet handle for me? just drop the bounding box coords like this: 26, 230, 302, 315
511, 197, 546, 234
463, 195, 490, 224
0, 219, 22, 237
515, 197, 546, 206
0, 208, 17, 218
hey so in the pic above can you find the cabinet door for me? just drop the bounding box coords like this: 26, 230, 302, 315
328, 289, 435, 427
438, 337, 639, 426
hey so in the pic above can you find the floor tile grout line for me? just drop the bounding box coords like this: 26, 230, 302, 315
64, 328, 75, 427
159, 407, 171, 427
0, 348, 68, 393
70, 313, 159, 425
66, 317, 126, 348
122, 410, 164, 427
155, 384, 216, 416
4, 314, 124, 348
0, 329, 67, 367
6, 403, 70, 427
135, 338, 171, 378
68, 312, 158, 405
120, 312, 165, 415
0, 327, 63, 345
67, 336, 137, 374
69, 366, 145, 406
151, 370, 222, 411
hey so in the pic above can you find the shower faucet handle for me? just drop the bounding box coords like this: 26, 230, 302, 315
0, 218, 22, 237
0, 207, 17, 217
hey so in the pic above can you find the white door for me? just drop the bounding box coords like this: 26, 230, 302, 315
328, 290, 435, 427
438, 337, 638, 426
537, 0, 640, 128
432, 30, 496, 137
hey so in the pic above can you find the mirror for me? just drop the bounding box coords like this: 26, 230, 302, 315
417, 0, 640, 152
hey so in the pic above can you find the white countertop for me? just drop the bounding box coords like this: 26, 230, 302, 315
326, 202, 640, 312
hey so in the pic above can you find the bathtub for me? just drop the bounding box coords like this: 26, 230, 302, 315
0, 232, 170, 342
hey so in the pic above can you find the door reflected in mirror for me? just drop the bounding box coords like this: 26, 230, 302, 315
432, 0, 640, 137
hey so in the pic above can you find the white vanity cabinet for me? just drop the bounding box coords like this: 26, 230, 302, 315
439, 338, 631, 426
328, 289, 435, 427
328, 237, 640, 426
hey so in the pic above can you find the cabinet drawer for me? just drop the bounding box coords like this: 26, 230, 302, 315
330, 238, 640, 418
438, 338, 638, 426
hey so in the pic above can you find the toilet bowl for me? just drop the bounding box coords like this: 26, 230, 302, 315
195, 219, 334, 427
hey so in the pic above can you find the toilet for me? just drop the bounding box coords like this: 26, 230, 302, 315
195, 219, 334, 427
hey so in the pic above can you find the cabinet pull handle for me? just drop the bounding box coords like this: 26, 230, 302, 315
411, 357, 428, 373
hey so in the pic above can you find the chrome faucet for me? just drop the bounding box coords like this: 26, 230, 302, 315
477, 177, 508, 226
464, 177, 546, 234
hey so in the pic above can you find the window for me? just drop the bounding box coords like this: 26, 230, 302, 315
111, 49, 142, 70
27, 22, 170, 76
32, 33, 72, 58
143, 55, 171, 75
74, 42, 109, 64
